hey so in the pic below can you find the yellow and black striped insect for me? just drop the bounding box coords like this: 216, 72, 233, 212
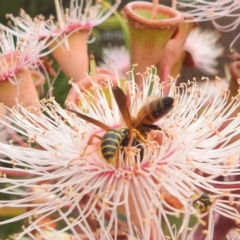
67, 109, 130, 165
100, 128, 130, 161
192, 193, 212, 213
68, 86, 174, 166
111, 86, 174, 145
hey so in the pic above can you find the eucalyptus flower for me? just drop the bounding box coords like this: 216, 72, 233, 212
53, 0, 121, 33
2, 0, 120, 40
0, 10, 60, 53
2, 0, 121, 82
0, 30, 48, 109
183, 28, 224, 75
48, 0, 121, 81
99, 45, 130, 77
0, 30, 41, 82
0, 68, 240, 239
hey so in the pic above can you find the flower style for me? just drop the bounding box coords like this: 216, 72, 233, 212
99, 45, 130, 78
0, 68, 240, 239
183, 27, 224, 75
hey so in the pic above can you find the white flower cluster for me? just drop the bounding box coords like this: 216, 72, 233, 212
0, 69, 240, 239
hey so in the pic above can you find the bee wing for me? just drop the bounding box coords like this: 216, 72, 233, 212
112, 86, 133, 129
67, 109, 111, 131
133, 95, 159, 127
134, 95, 174, 128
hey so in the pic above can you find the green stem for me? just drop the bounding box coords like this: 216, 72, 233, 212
102, 1, 130, 50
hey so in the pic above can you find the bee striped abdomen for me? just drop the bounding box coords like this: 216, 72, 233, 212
101, 129, 123, 161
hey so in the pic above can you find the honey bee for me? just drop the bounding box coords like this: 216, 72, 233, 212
111, 86, 174, 144
68, 86, 174, 166
67, 109, 130, 165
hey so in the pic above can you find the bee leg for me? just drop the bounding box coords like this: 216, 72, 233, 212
127, 130, 135, 147
127, 129, 147, 148
199, 205, 206, 213
82, 134, 102, 156
67, 134, 102, 168
132, 129, 148, 144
